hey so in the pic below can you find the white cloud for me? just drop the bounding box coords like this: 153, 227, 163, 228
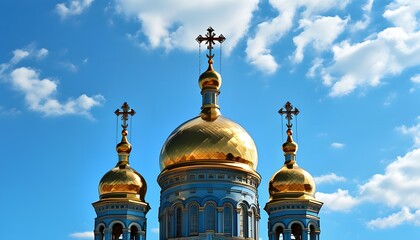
383, 0, 420, 32
411, 74, 420, 84
69, 231, 94, 239
56, 0, 94, 19
319, 0, 420, 97
306, 57, 323, 78
36, 48, 49, 59
350, 0, 374, 32
11, 49, 30, 64
316, 188, 359, 212
359, 148, 420, 209
63, 62, 78, 72
323, 26, 420, 97
314, 173, 346, 185
245, 0, 350, 74
292, 16, 348, 63
397, 121, 420, 147
114, 0, 258, 55
367, 207, 420, 229
151, 227, 159, 234
0, 46, 104, 119
331, 142, 345, 148
10, 67, 104, 118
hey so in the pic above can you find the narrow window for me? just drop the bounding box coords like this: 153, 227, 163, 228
291, 223, 302, 240
223, 205, 232, 236
189, 204, 199, 235
205, 204, 216, 231
99, 225, 105, 240
239, 205, 248, 237
275, 226, 284, 240
112, 223, 123, 240
175, 206, 182, 237
309, 225, 316, 240
130, 226, 138, 240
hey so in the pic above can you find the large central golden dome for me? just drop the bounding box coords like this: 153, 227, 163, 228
159, 116, 258, 171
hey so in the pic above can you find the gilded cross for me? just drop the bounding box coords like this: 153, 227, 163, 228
196, 27, 226, 62
115, 102, 136, 130
279, 101, 299, 130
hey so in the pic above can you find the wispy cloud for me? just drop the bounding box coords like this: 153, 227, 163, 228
316, 188, 359, 212
384, 92, 397, 106
1, 47, 104, 119
245, 0, 350, 74
397, 120, 420, 147
69, 231, 94, 239
411, 74, 420, 84
115, 0, 258, 55
331, 142, 345, 149
151, 227, 159, 234
0, 106, 21, 116
321, 0, 420, 97
292, 16, 348, 63
367, 207, 420, 229
359, 148, 420, 209
56, 0, 94, 20
314, 173, 346, 184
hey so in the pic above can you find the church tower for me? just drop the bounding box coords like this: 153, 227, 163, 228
265, 102, 323, 240
158, 27, 261, 240
93, 102, 150, 240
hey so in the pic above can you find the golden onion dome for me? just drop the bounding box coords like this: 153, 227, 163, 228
99, 163, 147, 201
159, 115, 258, 172
269, 103, 316, 201
269, 162, 316, 201
199, 62, 222, 90
98, 102, 147, 202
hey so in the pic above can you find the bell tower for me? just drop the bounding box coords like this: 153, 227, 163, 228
92, 102, 150, 240
265, 102, 323, 240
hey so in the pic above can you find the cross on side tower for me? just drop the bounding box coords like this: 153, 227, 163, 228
279, 101, 299, 130
115, 102, 136, 130
196, 26, 226, 62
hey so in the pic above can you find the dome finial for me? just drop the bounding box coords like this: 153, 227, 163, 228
279, 101, 299, 160
114, 102, 136, 161
196, 26, 226, 71
196, 27, 225, 121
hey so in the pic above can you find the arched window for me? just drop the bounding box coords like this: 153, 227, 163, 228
99, 225, 105, 240
189, 204, 199, 235
291, 223, 302, 240
239, 205, 248, 237
309, 225, 316, 240
205, 203, 216, 231
223, 205, 232, 236
275, 226, 284, 240
112, 223, 123, 240
130, 225, 139, 240
175, 206, 182, 237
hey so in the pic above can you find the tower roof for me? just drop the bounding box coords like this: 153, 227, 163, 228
159, 27, 258, 174
98, 102, 147, 202
268, 102, 316, 201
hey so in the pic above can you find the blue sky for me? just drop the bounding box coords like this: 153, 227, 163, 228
1, 0, 420, 239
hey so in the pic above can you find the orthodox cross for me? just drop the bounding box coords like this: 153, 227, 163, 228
196, 27, 226, 62
279, 101, 299, 130
115, 102, 136, 130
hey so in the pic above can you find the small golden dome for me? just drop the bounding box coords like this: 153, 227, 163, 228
98, 102, 147, 202
99, 164, 147, 201
269, 162, 316, 201
116, 129, 132, 154
199, 63, 222, 90
282, 129, 298, 154
160, 116, 258, 172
